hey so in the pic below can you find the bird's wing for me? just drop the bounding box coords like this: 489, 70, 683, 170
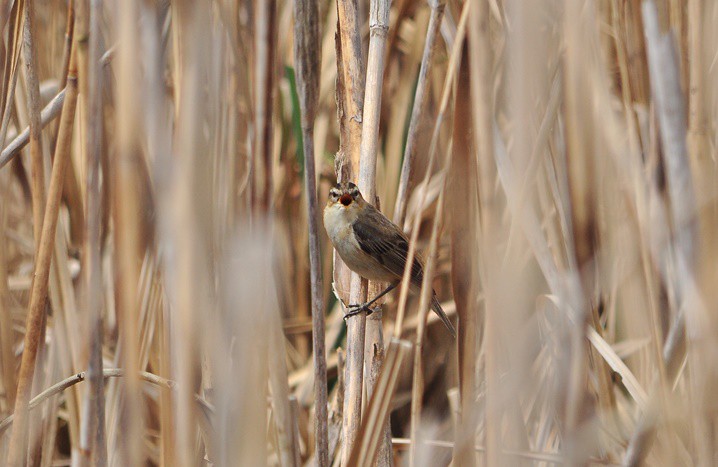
351, 206, 424, 284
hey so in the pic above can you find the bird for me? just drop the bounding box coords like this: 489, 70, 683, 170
323, 181, 456, 338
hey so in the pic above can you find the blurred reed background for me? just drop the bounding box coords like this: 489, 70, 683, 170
0, 0, 717, 465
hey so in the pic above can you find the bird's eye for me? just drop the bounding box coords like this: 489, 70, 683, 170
340, 193, 352, 206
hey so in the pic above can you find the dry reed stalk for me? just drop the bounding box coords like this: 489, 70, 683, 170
0, 173, 13, 407
381, 7, 426, 216
392, 0, 446, 226
452, 22, 483, 461
393, 0, 469, 338
609, 0, 672, 438
335, 0, 364, 172
292, 0, 328, 464
561, 0, 604, 457
268, 300, 302, 467
334, 0, 367, 463
21, 0, 46, 250
347, 338, 412, 466
409, 172, 447, 467
253, 0, 277, 214
0, 3, 23, 150
168, 3, 215, 465
212, 230, 274, 465
130, 5, 176, 460
6, 45, 78, 467
623, 2, 697, 464
77, 0, 106, 463
356, 0, 391, 463
113, 0, 145, 464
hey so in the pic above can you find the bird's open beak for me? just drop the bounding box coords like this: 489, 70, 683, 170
339, 194, 352, 207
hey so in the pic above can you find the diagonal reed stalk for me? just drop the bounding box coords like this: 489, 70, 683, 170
393, 0, 446, 227
6, 44, 79, 467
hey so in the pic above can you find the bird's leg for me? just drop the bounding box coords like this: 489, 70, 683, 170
344, 283, 398, 319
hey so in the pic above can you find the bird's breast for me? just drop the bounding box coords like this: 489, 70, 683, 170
323, 205, 395, 282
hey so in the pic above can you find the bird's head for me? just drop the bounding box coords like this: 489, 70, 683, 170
327, 182, 366, 211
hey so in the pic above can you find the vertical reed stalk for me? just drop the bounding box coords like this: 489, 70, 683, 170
335, 0, 366, 463
292, 0, 328, 464
253, 0, 277, 214
358, 0, 392, 464
114, 0, 144, 464
77, 0, 106, 463
22, 0, 45, 249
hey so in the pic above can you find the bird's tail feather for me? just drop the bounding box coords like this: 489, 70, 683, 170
431, 295, 456, 338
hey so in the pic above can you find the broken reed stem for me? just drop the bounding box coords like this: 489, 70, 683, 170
22, 0, 46, 250
357, 0, 392, 464
393, 0, 446, 226
0, 368, 177, 434
6, 48, 79, 467
292, 0, 328, 463
78, 0, 107, 463
0, 89, 66, 169
335, 0, 366, 463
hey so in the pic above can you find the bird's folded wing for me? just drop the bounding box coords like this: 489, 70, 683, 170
352, 208, 424, 284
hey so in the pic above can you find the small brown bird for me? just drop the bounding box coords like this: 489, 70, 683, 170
323, 181, 456, 338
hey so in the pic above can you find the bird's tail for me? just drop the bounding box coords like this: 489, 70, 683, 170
431, 295, 456, 338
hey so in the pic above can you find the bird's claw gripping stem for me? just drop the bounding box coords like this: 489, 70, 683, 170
343, 303, 377, 319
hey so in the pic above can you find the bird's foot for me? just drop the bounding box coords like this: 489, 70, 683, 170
343, 303, 378, 319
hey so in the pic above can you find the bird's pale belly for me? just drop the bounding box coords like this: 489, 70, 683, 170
324, 209, 396, 283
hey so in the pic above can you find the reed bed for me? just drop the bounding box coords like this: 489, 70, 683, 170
0, 0, 717, 465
